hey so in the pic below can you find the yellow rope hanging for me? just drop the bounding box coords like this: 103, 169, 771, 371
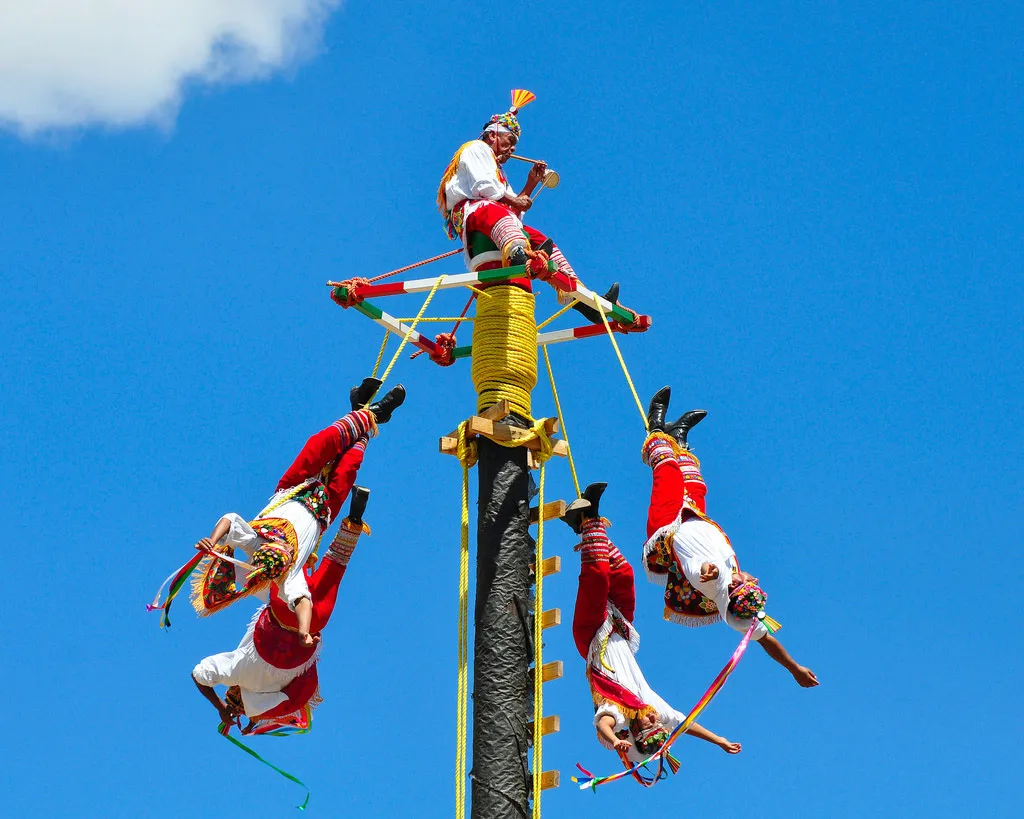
541, 347, 581, 498
370, 330, 391, 379
536, 301, 575, 331
375, 274, 447, 391
471, 285, 537, 418
595, 300, 649, 431
532, 450, 549, 819
454, 422, 476, 819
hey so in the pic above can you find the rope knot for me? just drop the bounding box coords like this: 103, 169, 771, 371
528, 250, 553, 280
430, 332, 457, 367
330, 277, 370, 308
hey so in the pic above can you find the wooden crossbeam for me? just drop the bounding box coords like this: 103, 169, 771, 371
530, 661, 564, 684
527, 716, 561, 737
328, 261, 554, 301
540, 609, 561, 630
448, 313, 653, 360
541, 556, 561, 577
538, 771, 560, 790
530, 500, 566, 524
440, 415, 568, 459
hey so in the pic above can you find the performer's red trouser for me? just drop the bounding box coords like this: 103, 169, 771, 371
572, 523, 636, 659
646, 456, 708, 539
276, 410, 370, 521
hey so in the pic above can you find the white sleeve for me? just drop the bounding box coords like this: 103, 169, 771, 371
280, 562, 311, 610
725, 611, 769, 641
460, 142, 507, 201
594, 702, 628, 749
220, 513, 259, 551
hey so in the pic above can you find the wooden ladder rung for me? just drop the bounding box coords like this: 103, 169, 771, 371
530, 500, 566, 524
538, 771, 560, 790
540, 608, 561, 630
527, 715, 561, 737
530, 661, 564, 684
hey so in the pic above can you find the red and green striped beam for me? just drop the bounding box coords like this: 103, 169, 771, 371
329, 263, 651, 365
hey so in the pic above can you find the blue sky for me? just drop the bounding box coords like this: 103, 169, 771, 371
1, 1, 1021, 816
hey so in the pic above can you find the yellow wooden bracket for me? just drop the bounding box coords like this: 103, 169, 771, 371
540, 556, 560, 577
438, 400, 568, 459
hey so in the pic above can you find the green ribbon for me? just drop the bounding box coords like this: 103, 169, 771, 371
218, 723, 311, 810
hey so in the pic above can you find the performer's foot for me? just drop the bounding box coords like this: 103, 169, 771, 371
350, 377, 383, 410
507, 246, 529, 267
368, 385, 406, 423
665, 409, 707, 450
536, 238, 554, 257
571, 282, 620, 324
647, 386, 671, 432
580, 482, 607, 519
348, 486, 370, 526
561, 482, 607, 533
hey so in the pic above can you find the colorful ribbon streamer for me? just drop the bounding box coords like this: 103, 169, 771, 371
146, 551, 206, 628
573, 619, 758, 791
218, 723, 311, 810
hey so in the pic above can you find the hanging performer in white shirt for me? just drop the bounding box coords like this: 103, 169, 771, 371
192, 487, 371, 732
437, 89, 618, 321
640, 386, 819, 688
186, 378, 405, 645
564, 482, 741, 772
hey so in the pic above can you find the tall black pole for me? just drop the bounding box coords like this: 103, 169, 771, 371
471, 416, 534, 818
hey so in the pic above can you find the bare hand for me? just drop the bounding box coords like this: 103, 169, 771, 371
508, 194, 532, 213
719, 739, 742, 754
614, 739, 632, 753
526, 161, 548, 186
217, 702, 237, 725
792, 665, 819, 688
300, 633, 321, 648
699, 562, 719, 582
195, 537, 215, 553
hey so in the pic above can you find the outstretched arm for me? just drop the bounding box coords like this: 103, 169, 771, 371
191, 673, 237, 725
195, 516, 232, 553
684, 721, 742, 754
758, 633, 819, 687
596, 715, 632, 753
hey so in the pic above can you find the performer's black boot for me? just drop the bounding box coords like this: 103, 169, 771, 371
571, 282, 621, 325
507, 245, 529, 268
368, 384, 406, 423
561, 482, 608, 534
350, 377, 383, 410
647, 386, 671, 433
665, 409, 708, 450
347, 486, 370, 526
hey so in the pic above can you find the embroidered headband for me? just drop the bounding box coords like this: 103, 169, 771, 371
481, 89, 536, 141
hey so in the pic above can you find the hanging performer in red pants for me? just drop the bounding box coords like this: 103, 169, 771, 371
640, 386, 819, 688
186, 378, 405, 645
564, 483, 742, 773
437, 89, 618, 320
192, 486, 372, 733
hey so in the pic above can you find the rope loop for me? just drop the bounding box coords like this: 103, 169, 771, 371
431, 332, 458, 367
330, 277, 370, 308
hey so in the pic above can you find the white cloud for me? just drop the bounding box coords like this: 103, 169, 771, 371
0, 1, 342, 135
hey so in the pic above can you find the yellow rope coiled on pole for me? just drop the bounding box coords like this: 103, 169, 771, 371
471, 285, 537, 418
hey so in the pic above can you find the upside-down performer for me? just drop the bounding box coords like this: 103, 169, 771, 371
641, 387, 819, 688
192, 486, 372, 733
564, 483, 741, 775
177, 378, 404, 645
437, 89, 618, 321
